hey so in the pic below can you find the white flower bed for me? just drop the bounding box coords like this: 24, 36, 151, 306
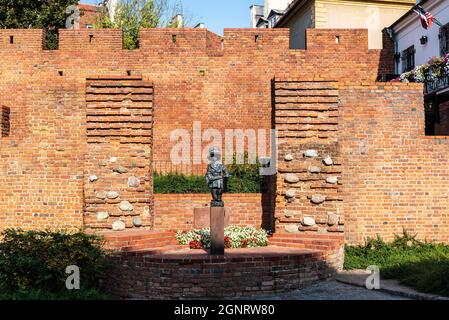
176, 226, 269, 249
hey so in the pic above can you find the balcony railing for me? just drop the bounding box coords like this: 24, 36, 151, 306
424, 67, 449, 95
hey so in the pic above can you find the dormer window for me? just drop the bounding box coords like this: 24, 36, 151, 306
269, 15, 277, 28
267, 10, 284, 28
440, 23, 449, 55
401, 45, 415, 73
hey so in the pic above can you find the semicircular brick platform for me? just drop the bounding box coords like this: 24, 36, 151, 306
101, 231, 344, 299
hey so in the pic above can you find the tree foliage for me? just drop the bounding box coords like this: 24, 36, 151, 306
0, 0, 80, 49
96, 0, 188, 49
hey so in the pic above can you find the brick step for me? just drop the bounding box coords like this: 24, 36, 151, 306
269, 237, 337, 245
269, 233, 344, 251
117, 244, 190, 254
106, 235, 176, 244
270, 242, 341, 250
99, 230, 179, 252
268, 241, 335, 251
117, 243, 185, 253
100, 230, 175, 240
270, 233, 344, 240
107, 242, 179, 252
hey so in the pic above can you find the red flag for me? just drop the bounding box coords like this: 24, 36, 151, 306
414, 8, 434, 29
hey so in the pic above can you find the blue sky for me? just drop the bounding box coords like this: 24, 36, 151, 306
82, 0, 263, 34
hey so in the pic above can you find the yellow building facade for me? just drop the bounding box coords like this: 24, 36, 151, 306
276, 0, 416, 49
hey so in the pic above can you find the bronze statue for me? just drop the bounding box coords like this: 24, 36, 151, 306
206, 147, 230, 207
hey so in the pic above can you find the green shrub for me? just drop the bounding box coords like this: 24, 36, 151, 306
154, 174, 209, 194
0, 288, 110, 300
154, 172, 264, 194
344, 230, 449, 297
0, 229, 110, 297
154, 156, 266, 194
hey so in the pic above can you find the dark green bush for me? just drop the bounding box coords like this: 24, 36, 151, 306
0, 229, 110, 298
154, 174, 209, 194
0, 288, 110, 300
154, 171, 264, 194
345, 230, 449, 297
154, 154, 266, 194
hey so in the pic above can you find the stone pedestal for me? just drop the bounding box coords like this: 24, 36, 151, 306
194, 207, 230, 229
210, 207, 225, 255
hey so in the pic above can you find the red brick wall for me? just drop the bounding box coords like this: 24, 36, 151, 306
153, 193, 271, 231
0, 27, 400, 235
340, 83, 449, 244
105, 247, 332, 299
78, 4, 100, 29
274, 79, 449, 244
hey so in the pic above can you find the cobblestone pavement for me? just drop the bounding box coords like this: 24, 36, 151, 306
253, 280, 410, 300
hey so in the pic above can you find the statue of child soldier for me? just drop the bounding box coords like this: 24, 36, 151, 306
205, 147, 230, 207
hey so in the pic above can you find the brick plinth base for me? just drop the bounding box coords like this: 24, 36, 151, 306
268, 233, 345, 270
99, 230, 179, 252
104, 246, 335, 299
